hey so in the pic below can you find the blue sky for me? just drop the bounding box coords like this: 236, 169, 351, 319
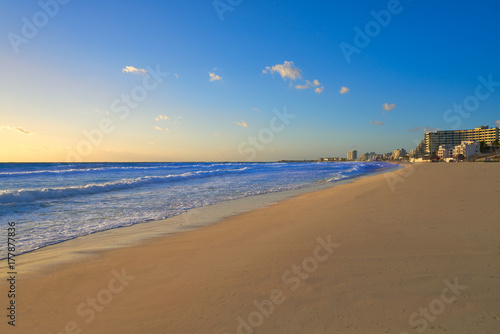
1, 0, 499, 162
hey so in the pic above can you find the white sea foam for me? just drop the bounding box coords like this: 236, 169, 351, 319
0, 167, 248, 204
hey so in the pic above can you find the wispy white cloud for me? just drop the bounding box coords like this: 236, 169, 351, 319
154, 126, 169, 132
173, 116, 182, 125
295, 84, 310, 90
370, 120, 383, 126
495, 120, 500, 127
0, 125, 36, 135
155, 115, 169, 121
263, 61, 302, 81
209, 72, 222, 82
252, 107, 260, 112
340, 86, 349, 94
122, 66, 147, 75
295, 79, 323, 93
315, 86, 324, 94
174, 73, 179, 79
383, 103, 396, 111
264, 62, 323, 94
236, 121, 249, 127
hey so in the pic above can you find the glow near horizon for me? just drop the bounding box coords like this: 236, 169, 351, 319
1, 0, 500, 162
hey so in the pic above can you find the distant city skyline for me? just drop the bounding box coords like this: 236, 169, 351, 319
1, 1, 500, 162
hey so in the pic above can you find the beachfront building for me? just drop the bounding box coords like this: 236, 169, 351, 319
413, 125, 499, 157
383, 153, 392, 160
358, 152, 377, 161
437, 144, 454, 160
392, 148, 407, 160
359, 152, 377, 161
347, 150, 357, 161
318, 157, 346, 162
454, 141, 480, 160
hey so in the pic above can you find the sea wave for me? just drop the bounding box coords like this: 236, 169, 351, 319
0, 167, 248, 204
0, 165, 188, 177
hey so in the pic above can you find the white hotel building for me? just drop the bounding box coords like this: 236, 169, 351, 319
454, 141, 480, 159
437, 141, 480, 160
413, 126, 499, 157
437, 144, 454, 159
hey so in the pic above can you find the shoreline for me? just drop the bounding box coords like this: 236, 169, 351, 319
2, 162, 498, 333
0, 164, 399, 277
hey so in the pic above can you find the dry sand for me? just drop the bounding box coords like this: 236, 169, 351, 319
1, 162, 499, 333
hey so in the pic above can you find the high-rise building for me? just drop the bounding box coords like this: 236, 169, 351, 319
413, 126, 499, 157
347, 150, 357, 161
367, 152, 377, 161
392, 148, 407, 160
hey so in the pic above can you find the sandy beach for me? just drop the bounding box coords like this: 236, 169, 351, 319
1, 162, 499, 333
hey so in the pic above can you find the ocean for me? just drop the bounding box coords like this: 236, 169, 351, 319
0, 162, 395, 259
